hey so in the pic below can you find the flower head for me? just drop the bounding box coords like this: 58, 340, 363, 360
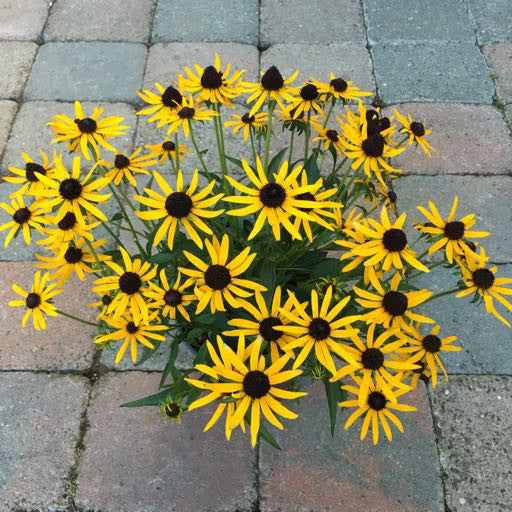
224, 112, 267, 141
393, 109, 434, 156
101, 148, 157, 187
312, 73, 372, 102
145, 139, 192, 165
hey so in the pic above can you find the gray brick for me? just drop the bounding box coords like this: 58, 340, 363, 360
152, 0, 258, 45
483, 43, 512, 103
505, 103, 512, 127
261, 43, 376, 93
0, 42, 38, 99
260, 0, 365, 46
0, 372, 88, 511
0, 100, 17, 160
365, 0, 475, 44
260, 380, 444, 512
467, 0, 512, 44
0, 0, 51, 41
372, 42, 494, 104
386, 103, 512, 176
24, 42, 147, 102
44, 0, 154, 43
430, 376, 512, 511
413, 265, 512, 374
75, 372, 257, 512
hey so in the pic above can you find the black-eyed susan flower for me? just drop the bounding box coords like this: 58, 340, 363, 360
375, 182, 397, 210
37, 211, 99, 248
329, 324, 416, 405
456, 247, 512, 327
0, 195, 47, 246
275, 106, 308, 132
159, 397, 184, 423
9, 271, 62, 330
397, 324, 460, 388
311, 123, 345, 154
179, 53, 245, 104
35, 155, 111, 226
277, 287, 360, 374
354, 272, 433, 332
101, 148, 157, 187
224, 158, 321, 241
48, 101, 128, 160
339, 375, 415, 444
179, 234, 266, 314
415, 197, 489, 264
160, 95, 217, 138
137, 83, 183, 119
36, 238, 109, 285
4, 150, 56, 197
95, 311, 168, 365
88, 293, 115, 319
145, 269, 196, 322
224, 112, 267, 141
93, 247, 157, 323
186, 337, 307, 446
312, 73, 372, 102
145, 139, 192, 165
245, 66, 298, 116
287, 82, 324, 119
134, 170, 224, 250
224, 286, 298, 362
393, 109, 434, 156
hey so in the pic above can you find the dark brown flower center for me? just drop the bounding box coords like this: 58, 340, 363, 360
200, 65, 223, 89
204, 264, 231, 290
260, 183, 286, 208
422, 334, 441, 353
165, 403, 182, 418
410, 121, 425, 137
119, 272, 142, 295
58, 212, 77, 230
326, 129, 339, 142
295, 192, 315, 212
362, 134, 385, 157
75, 117, 97, 133
162, 140, 176, 151
241, 113, 255, 124
126, 321, 138, 334
368, 391, 387, 411
361, 348, 384, 370
101, 294, 112, 306
114, 154, 130, 169
308, 317, 331, 341
366, 110, 380, 121
330, 77, 348, 93
472, 268, 494, 290
243, 370, 270, 398
259, 316, 282, 342
382, 291, 408, 316
64, 247, 83, 264
178, 107, 195, 119
444, 221, 465, 240
25, 292, 41, 309
59, 178, 82, 200
164, 288, 182, 307
261, 66, 284, 91
161, 86, 183, 108
13, 207, 31, 224
165, 191, 193, 218
25, 162, 46, 182
382, 228, 407, 252
300, 83, 319, 100
387, 190, 397, 203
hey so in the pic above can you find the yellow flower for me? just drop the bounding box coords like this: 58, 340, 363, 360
186, 337, 307, 446
287, 82, 325, 119
0, 195, 47, 246
37, 211, 100, 249
48, 101, 129, 160
312, 73, 372, 102
145, 139, 192, 165
179, 53, 245, 104
159, 397, 184, 423
100, 148, 157, 187
137, 83, 183, 119
310, 123, 345, 154
393, 109, 435, 156
224, 112, 267, 141
179, 234, 266, 314
96, 311, 168, 365
134, 170, 224, 250
145, 269, 196, 321
339, 375, 416, 444
9, 271, 62, 330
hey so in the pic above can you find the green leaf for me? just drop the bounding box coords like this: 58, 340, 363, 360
160, 340, 180, 387
258, 423, 282, 450
305, 153, 320, 182
311, 258, 341, 279
268, 148, 288, 176
111, 212, 123, 221
135, 342, 161, 367
224, 155, 244, 169
324, 379, 342, 437
149, 252, 173, 264
120, 387, 171, 407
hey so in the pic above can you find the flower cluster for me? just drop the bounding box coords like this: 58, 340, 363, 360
4, 54, 511, 448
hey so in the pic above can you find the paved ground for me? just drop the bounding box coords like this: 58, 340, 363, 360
0, 1, 511, 511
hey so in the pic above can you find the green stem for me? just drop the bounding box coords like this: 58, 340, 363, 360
249, 128, 258, 165
288, 128, 295, 163
57, 309, 98, 327
174, 132, 180, 175
263, 101, 275, 172
189, 121, 213, 180
315, 97, 336, 152
423, 287, 461, 305
85, 238, 106, 276
303, 110, 311, 164
103, 221, 128, 248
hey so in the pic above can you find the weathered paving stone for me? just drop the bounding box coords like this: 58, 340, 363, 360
505, 104, 512, 127
386, 103, 512, 175
2, 100, 137, 171
260, 380, 444, 512
75, 372, 258, 512
372, 43, 494, 104
0, 262, 97, 370
44, 0, 154, 42
0, 100, 17, 159
429, 375, 512, 511
152, 0, 258, 45
24, 42, 147, 103
0, 42, 38, 100
0, 0, 51, 41
413, 265, 512, 374
0, 372, 88, 511
364, 0, 475, 44
467, 0, 512, 44
260, 43, 376, 92
394, 175, 512, 263
483, 43, 512, 103
260, 0, 366, 46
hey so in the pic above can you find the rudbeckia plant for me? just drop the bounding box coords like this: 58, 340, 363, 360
4, 54, 510, 448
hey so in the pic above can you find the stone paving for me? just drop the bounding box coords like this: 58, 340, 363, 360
0, 1, 511, 511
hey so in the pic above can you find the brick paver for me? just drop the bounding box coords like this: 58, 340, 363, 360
0, 0, 50, 41
24, 42, 147, 102
44, 0, 155, 43
75, 372, 258, 512
0, 372, 88, 511
260, 380, 444, 512
430, 375, 512, 512
0, 41, 38, 100
483, 43, 512, 103
467, 0, 512, 44
0, 99, 17, 159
